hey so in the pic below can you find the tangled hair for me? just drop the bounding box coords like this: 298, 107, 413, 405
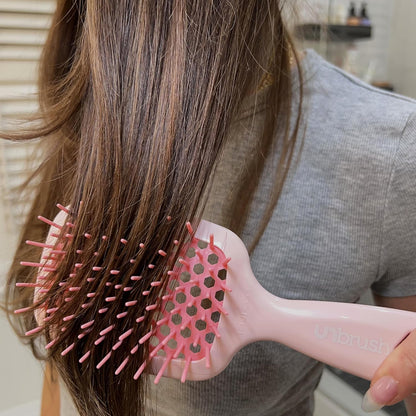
3, 1, 303, 415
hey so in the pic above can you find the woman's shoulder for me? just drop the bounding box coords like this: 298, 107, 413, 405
303, 49, 416, 137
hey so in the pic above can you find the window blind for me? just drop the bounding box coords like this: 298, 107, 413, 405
0, 0, 54, 231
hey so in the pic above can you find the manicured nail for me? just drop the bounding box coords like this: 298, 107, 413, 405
362, 376, 399, 412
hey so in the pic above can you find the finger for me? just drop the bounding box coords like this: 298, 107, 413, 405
362, 329, 416, 412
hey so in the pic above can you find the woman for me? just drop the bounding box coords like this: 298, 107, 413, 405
3, 1, 416, 415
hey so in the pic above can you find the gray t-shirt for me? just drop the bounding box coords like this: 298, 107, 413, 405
61, 49, 416, 415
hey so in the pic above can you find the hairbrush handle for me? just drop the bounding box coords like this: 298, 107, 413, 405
248, 292, 416, 380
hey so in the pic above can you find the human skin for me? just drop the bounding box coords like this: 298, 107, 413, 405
365, 295, 416, 415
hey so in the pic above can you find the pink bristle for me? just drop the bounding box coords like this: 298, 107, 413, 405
125, 300, 137, 307
139, 243, 145, 249
81, 320, 94, 329
65, 297, 73, 302
105, 296, 116, 302
173, 339, 185, 358
115, 284, 122, 289
96, 351, 112, 369
66, 222, 75, 228
158, 250, 167, 257
98, 308, 108, 314
81, 302, 92, 308
139, 331, 153, 344
92, 266, 103, 271
63, 314, 75, 322
94, 335, 106, 345
110, 270, 120, 275
39, 289, 49, 294
154, 352, 173, 384
46, 307, 58, 314
181, 357, 192, 383
20, 261, 47, 268
130, 344, 139, 354
142, 290, 150, 296
45, 339, 57, 349
150, 281, 161, 287
120, 238, 128, 245
25, 240, 54, 249
56, 204, 70, 214
106, 282, 113, 287
129, 259, 136, 264
119, 328, 133, 341
222, 257, 231, 267
102, 235, 108, 241
166, 215, 172, 221
87, 292, 96, 298
209, 234, 215, 249
117, 312, 128, 319
68, 286, 81, 292
74, 263, 83, 268
61, 343, 75, 356
130, 275, 141, 281
100, 325, 115, 336
178, 258, 190, 268
25, 326, 43, 336
196, 250, 204, 261
65, 233, 73, 239
123, 286, 133, 292
174, 240, 179, 245
156, 317, 169, 326
136, 316, 145, 323
58, 282, 66, 287
16, 282, 41, 288
51, 249, 66, 255
61, 327, 67, 332
115, 357, 129, 375
148, 264, 155, 269
186, 222, 194, 235
76, 249, 83, 254
69, 273, 77, 278
87, 278, 95, 283
84, 233, 91, 239
145, 304, 157, 311
79, 350, 91, 363
112, 341, 122, 350
38, 215, 62, 229
133, 362, 146, 380
37, 275, 48, 280
204, 346, 211, 368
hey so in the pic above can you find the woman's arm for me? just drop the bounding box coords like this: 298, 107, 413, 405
41, 361, 60, 416
362, 294, 416, 414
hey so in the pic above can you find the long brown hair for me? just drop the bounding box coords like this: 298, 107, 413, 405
3, 1, 303, 415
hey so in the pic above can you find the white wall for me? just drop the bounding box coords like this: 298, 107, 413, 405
388, 0, 416, 98
299, 0, 416, 98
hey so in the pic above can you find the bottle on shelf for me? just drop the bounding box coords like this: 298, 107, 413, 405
347, 2, 360, 26
359, 2, 371, 26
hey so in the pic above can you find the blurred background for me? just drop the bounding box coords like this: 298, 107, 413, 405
0, 1, 414, 415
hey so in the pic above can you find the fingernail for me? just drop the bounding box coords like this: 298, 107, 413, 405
361, 376, 399, 412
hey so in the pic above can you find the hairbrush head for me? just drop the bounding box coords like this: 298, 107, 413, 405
16, 204, 232, 383
16, 205, 416, 384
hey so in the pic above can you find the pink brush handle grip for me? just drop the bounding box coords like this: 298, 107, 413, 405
249, 293, 416, 380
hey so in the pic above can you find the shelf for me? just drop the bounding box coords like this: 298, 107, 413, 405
296, 24, 372, 42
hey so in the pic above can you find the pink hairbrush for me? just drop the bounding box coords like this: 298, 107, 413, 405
17, 205, 416, 384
